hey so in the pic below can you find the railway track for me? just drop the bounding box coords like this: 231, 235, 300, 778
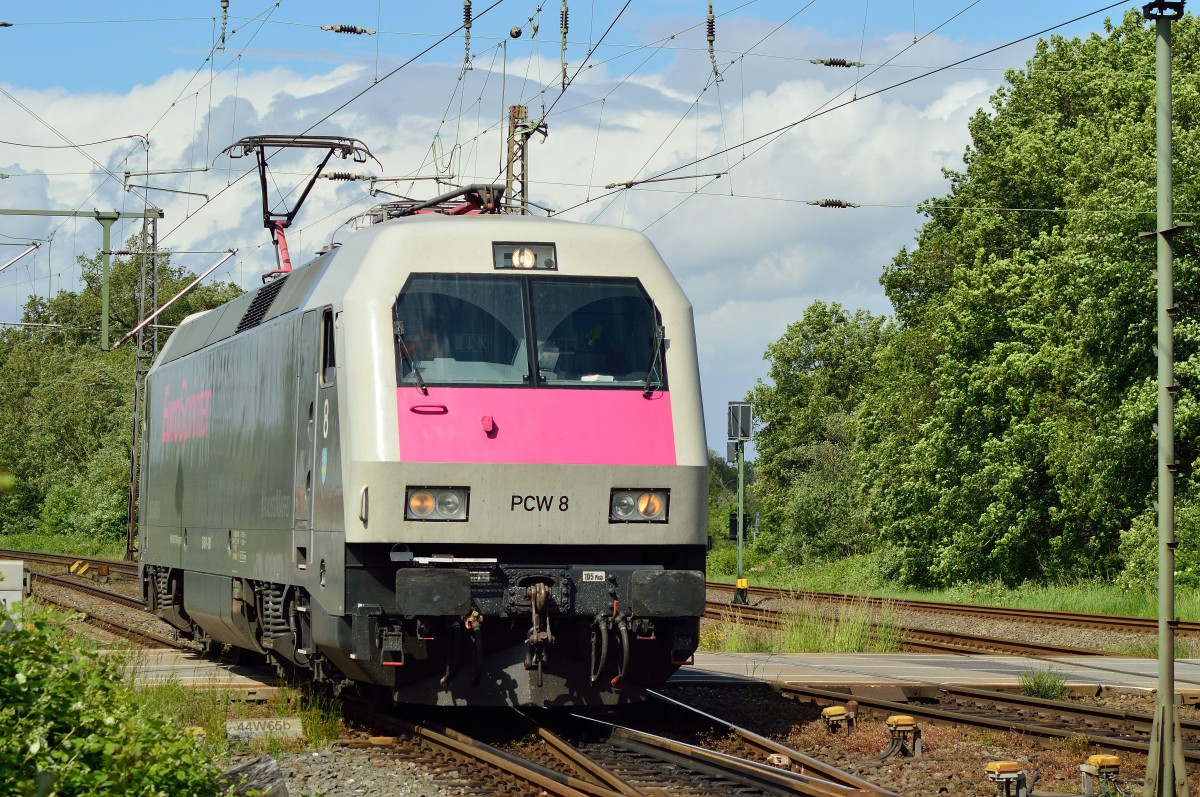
25, 568, 185, 649
707, 581, 1200, 636
705, 600, 1110, 657
0, 548, 138, 579
779, 682, 1200, 766
938, 685, 1200, 744
344, 695, 899, 796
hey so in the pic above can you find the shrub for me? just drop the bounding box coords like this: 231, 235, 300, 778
0, 602, 223, 796
1018, 667, 1068, 700
1118, 500, 1200, 590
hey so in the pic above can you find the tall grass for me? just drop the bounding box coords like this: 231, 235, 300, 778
701, 599, 901, 654
722, 551, 1200, 622
1018, 667, 1068, 700
0, 531, 125, 559
126, 652, 342, 756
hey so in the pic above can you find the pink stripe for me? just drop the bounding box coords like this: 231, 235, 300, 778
398, 387, 675, 465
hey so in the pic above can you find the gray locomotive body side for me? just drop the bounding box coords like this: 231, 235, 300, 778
140, 214, 707, 706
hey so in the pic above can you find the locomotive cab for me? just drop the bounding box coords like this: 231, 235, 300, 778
139, 211, 707, 706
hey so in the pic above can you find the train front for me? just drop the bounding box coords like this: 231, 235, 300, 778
328, 215, 707, 706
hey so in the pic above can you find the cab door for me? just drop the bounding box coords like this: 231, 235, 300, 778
293, 310, 319, 570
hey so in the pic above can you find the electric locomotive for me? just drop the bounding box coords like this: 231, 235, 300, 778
139, 184, 707, 706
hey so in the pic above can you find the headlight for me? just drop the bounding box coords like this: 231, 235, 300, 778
492, 241, 558, 270
406, 487, 469, 521
610, 489, 669, 523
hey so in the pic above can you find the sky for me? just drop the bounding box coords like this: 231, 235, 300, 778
0, 0, 1146, 451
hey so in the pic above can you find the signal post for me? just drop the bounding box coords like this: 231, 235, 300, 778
728, 402, 752, 605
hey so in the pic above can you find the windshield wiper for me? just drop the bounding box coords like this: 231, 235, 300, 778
393, 320, 428, 395
642, 325, 665, 397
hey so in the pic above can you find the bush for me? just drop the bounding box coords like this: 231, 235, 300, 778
1118, 500, 1200, 590
0, 603, 223, 796
1018, 667, 1068, 700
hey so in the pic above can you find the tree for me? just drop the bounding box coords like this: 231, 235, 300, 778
861, 10, 1200, 585
0, 236, 241, 543
750, 302, 891, 566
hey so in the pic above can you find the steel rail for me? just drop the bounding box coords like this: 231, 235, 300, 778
647, 688, 897, 796
605, 726, 878, 796
778, 683, 1200, 765
27, 573, 184, 649
939, 685, 1200, 736
708, 581, 1200, 636
536, 727, 647, 797
0, 548, 138, 578
341, 701, 615, 797
31, 571, 145, 610
705, 600, 1109, 657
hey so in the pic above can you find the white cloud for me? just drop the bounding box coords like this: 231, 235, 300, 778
0, 19, 1033, 446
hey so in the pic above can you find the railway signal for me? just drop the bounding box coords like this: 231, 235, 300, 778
727, 401, 751, 605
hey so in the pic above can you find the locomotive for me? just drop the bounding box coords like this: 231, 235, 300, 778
139, 184, 707, 706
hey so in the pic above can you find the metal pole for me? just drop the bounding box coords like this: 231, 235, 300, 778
1142, 3, 1187, 794
112, 249, 237, 349
733, 439, 747, 604
0, 242, 39, 273
0, 208, 162, 349
97, 214, 117, 350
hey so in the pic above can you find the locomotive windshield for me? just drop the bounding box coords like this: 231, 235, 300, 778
393, 274, 664, 389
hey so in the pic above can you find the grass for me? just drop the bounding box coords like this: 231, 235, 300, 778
701, 598, 902, 654
1018, 667, 1069, 700
0, 531, 126, 559
709, 549, 1200, 622
127, 673, 343, 757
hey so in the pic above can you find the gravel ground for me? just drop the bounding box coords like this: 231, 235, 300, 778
662, 681, 1200, 796
243, 747, 454, 797
30, 578, 186, 647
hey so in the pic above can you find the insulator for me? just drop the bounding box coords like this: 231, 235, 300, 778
561, 2, 568, 35
706, 3, 720, 83
810, 57, 862, 68
463, 0, 473, 71
321, 24, 375, 35
806, 198, 859, 209
321, 172, 362, 181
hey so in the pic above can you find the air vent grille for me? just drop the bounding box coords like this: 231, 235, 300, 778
235, 275, 289, 333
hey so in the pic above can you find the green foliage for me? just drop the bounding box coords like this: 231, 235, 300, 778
855, 10, 1200, 586
706, 448, 755, 545
750, 302, 891, 569
1117, 496, 1200, 589
0, 602, 222, 796
1018, 667, 1068, 701
0, 235, 241, 542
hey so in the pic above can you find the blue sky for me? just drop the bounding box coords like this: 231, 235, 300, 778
0, 1, 1148, 448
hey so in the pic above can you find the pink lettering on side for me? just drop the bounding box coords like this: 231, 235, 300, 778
161, 379, 212, 443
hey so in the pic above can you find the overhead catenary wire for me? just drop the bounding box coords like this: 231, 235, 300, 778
552, 0, 1126, 225
581, 0, 821, 222
0, 0, 1137, 308
151, 0, 508, 252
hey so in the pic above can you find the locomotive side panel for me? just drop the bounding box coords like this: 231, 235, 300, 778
142, 318, 300, 583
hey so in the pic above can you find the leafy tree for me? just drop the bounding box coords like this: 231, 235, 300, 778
0, 236, 241, 543
750, 302, 891, 566
862, 10, 1200, 585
